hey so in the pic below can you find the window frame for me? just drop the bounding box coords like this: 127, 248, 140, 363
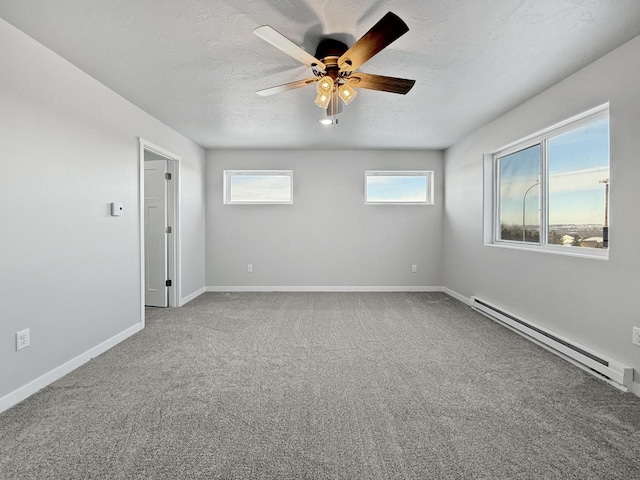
488, 105, 609, 259
364, 170, 434, 205
223, 170, 293, 205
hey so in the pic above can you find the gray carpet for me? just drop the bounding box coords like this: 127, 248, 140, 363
1, 292, 640, 479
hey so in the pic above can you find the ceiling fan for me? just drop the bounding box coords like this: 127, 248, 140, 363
253, 12, 416, 121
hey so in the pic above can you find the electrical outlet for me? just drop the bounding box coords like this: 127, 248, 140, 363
633, 327, 640, 347
247, 264, 253, 273
16, 329, 30, 351
411, 265, 417, 273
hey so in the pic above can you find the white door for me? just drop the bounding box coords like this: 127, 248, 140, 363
144, 160, 168, 307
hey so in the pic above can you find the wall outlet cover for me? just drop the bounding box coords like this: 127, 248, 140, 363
16, 329, 30, 351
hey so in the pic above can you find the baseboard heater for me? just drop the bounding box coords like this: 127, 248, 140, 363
471, 296, 633, 390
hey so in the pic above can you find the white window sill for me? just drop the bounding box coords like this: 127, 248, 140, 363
483, 242, 609, 261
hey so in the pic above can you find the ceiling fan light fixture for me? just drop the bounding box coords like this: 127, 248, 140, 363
338, 83, 357, 105
317, 76, 334, 94
314, 91, 331, 109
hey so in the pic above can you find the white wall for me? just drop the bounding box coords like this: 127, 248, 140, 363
0, 19, 206, 405
206, 150, 443, 289
443, 35, 640, 387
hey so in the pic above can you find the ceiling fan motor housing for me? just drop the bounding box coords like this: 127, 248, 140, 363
315, 39, 350, 85
314, 38, 349, 63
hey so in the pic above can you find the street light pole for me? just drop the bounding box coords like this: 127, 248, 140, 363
522, 182, 540, 242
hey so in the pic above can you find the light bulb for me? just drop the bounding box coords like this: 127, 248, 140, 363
338, 83, 357, 105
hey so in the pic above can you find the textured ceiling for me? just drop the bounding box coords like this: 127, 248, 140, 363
1, 1, 640, 150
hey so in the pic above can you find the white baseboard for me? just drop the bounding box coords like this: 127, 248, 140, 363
442, 287, 471, 305
0, 322, 144, 414
206, 286, 446, 293
180, 286, 206, 306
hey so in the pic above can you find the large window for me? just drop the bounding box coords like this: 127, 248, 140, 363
224, 170, 293, 204
365, 171, 434, 205
492, 107, 609, 256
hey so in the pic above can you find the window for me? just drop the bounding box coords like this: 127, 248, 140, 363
491, 106, 609, 256
498, 145, 541, 242
365, 171, 434, 204
224, 170, 293, 204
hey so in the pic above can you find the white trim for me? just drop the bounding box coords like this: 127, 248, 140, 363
139, 139, 183, 161
631, 381, 640, 398
138, 143, 145, 325
489, 103, 609, 155
442, 287, 472, 305
482, 154, 495, 245
139, 138, 182, 312
206, 286, 445, 293
0, 323, 143, 414
180, 287, 206, 306
167, 159, 180, 306
482, 242, 609, 260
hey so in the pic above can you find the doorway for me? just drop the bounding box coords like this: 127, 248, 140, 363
139, 139, 180, 316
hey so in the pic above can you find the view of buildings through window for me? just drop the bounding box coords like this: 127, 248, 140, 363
497, 114, 609, 250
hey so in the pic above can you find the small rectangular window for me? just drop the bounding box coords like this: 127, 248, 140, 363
365, 171, 433, 205
489, 105, 609, 257
224, 170, 293, 204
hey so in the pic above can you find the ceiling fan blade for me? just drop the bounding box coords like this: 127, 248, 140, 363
253, 26, 326, 70
347, 73, 415, 94
338, 12, 409, 71
255, 78, 318, 97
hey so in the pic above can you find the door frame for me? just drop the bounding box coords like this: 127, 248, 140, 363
138, 138, 181, 324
